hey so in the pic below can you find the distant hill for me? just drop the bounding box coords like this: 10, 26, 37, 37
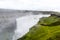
0, 8, 59, 14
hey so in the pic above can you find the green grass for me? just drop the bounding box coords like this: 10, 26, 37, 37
18, 15, 60, 40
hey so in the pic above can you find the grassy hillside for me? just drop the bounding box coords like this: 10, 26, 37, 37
18, 15, 60, 40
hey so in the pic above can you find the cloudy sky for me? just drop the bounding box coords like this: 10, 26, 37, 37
0, 0, 60, 11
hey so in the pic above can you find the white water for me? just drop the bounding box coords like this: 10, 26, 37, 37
13, 14, 50, 40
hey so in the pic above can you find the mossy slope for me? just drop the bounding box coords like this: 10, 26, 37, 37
18, 15, 60, 40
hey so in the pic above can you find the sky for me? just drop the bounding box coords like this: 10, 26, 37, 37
0, 0, 60, 11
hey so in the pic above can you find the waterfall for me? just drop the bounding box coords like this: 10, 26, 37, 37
0, 9, 52, 40
13, 14, 50, 40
